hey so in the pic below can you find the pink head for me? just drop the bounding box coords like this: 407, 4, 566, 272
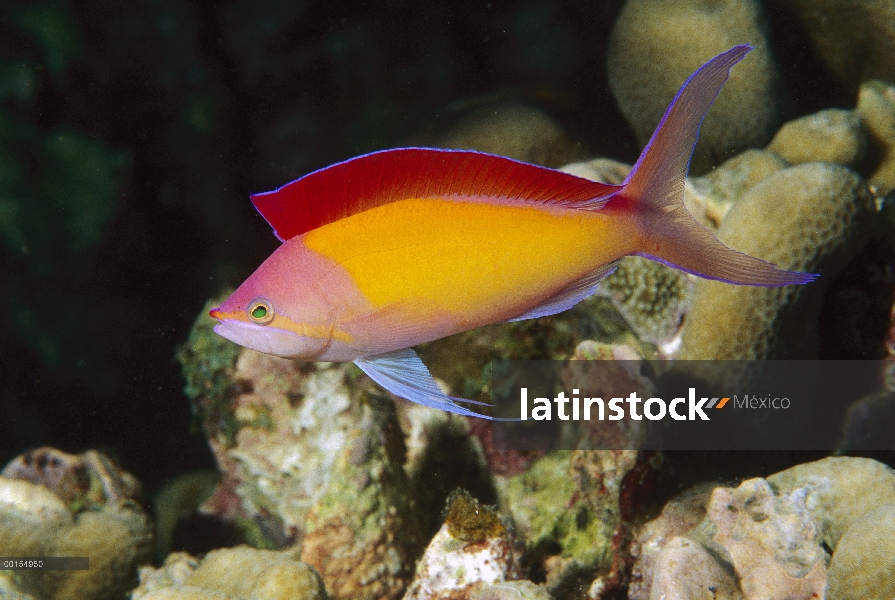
208, 240, 362, 359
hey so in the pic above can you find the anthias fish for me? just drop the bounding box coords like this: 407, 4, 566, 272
209, 45, 815, 418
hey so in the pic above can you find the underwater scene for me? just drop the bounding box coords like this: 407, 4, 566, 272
1, 0, 894, 598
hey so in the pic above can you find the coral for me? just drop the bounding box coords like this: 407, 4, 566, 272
562, 158, 693, 350
606, 0, 784, 173
678, 163, 888, 359
826, 503, 895, 600
424, 99, 586, 168
766, 456, 895, 548
689, 149, 789, 216
177, 296, 243, 445
596, 256, 692, 348
402, 491, 522, 600
560, 158, 630, 186
0, 472, 153, 600
773, 0, 895, 88
700, 478, 827, 600
767, 109, 868, 170
857, 79, 895, 192
298, 392, 425, 600
132, 546, 326, 600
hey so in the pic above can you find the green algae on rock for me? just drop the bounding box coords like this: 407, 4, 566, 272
767, 109, 868, 170
133, 547, 326, 600
445, 489, 506, 543
606, 0, 783, 174
678, 163, 888, 359
177, 295, 244, 445
298, 392, 425, 600
499, 450, 637, 593
826, 503, 895, 600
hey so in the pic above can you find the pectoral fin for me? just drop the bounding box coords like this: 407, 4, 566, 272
355, 348, 515, 420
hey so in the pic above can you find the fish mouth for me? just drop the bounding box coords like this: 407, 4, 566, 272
211, 318, 325, 359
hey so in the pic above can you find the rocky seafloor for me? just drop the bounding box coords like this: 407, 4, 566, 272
3, 0, 895, 598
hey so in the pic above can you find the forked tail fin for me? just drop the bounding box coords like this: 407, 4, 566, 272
620, 44, 816, 287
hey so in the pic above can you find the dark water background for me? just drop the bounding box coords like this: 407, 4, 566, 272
0, 0, 855, 498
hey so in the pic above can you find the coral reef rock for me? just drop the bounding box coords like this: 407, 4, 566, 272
133, 546, 326, 600
2, 446, 142, 508
700, 478, 827, 600
774, 0, 895, 88
180, 302, 424, 600
826, 503, 895, 600
0, 452, 153, 600
767, 108, 868, 170
648, 536, 743, 600
629, 457, 895, 599
499, 450, 637, 593
766, 456, 895, 548
628, 484, 716, 600
607, 0, 783, 173
402, 491, 524, 600
679, 163, 889, 359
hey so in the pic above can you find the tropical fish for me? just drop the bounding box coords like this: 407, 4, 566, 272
209, 45, 815, 419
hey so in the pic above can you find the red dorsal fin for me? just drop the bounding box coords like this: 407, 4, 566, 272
251, 148, 622, 241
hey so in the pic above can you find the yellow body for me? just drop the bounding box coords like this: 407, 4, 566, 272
304, 198, 639, 322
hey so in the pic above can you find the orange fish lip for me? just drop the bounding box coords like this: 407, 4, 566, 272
208, 307, 235, 320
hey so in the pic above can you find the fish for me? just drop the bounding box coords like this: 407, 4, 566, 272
209, 45, 816, 419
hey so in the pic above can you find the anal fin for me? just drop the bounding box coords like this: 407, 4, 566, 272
508, 261, 619, 322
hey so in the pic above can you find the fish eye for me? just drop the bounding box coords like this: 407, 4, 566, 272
247, 298, 275, 325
